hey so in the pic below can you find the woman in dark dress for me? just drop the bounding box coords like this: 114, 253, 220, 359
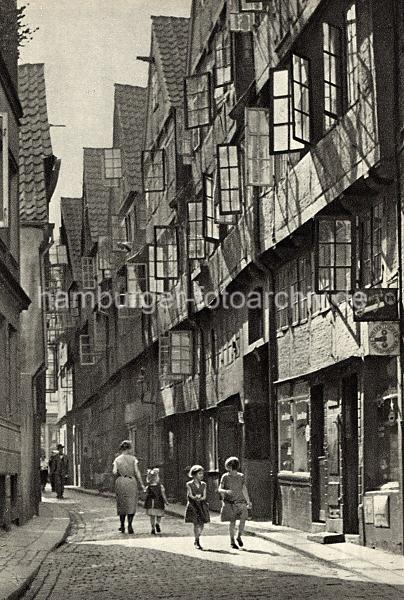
184, 465, 210, 550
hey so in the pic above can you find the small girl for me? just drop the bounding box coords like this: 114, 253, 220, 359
218, 456, 251, 549
144, 468, 169, 534
184, 465, 210, 550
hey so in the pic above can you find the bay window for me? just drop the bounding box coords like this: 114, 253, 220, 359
270, 68, 304, 154
0, 113, 9, 227
245, 108, 272, 186
315, 216, 354, 293
154, 225, 179, 281
184, 73, 212, 129
142, 149, 165, 193
187, 199, 205, 260
323, 23, 342, 131
215, 30, 232, 87
217, 145, 242, 214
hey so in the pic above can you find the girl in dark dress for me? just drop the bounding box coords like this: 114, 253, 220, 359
144, 468, 169, 534
184, 465, 210, 550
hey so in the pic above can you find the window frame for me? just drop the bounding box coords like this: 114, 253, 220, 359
239, 0, 264, 11
291, 53, 311, 145
154, 225, 179, 281
278, 394, 310, 473
245, 107, 272, 187
215, 29, 232, 88
315, 215, 355, 294
269, 67, 305, 155
361, 202, 384, 287
345, 1, 360, 108
104, 148, 122, 179
323, 22, 343, 131
0, 112, 9, 227
184, 72, 212, 130
46, 344, 58, 393
79, 334, 96, 366
217, 144, 242, 215
187, 198, 206, 260
170, 330, 193, 377
142, 149, 166, 193
203, 173, 220, 242
81, 256, 96, 289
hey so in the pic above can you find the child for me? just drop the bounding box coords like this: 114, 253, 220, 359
184, 465, 210, 550
218, 456, 252, 549
144, 468, 169, 534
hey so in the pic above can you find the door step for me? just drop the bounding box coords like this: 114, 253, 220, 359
345, 534, 360, 545
307, 532, 345, 544
311, 522, 326, 534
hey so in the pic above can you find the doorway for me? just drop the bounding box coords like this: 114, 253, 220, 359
311, 385, 326, 523
342, 374, 359, 534
218, 396, 242, 475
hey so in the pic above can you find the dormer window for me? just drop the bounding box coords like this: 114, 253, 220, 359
104, 148, 122, 179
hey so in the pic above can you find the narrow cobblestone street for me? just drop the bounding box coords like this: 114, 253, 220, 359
19, 490, 403, 600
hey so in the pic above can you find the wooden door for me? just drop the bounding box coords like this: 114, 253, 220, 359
218, 403, 241, 475
342, 375, 359, 534
311, 385, 326, 522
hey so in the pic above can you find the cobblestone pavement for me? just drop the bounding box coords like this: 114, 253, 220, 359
22, 490, 403, 600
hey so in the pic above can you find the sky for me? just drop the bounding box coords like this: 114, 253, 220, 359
18, 0, 191, 231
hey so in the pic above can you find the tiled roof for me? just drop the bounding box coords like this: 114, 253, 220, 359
18, 63, 53, 224
113, 84, 147, 198
152, 16, 190, 108
83, 148, 111, 242
60, 197, 82, 282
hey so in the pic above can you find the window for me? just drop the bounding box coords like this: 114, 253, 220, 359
126, 263, 147, 308
152, 66, 160, 112
316, 217, 354, 293
0, 113, 9, 227
245, 108, 272, 186
171, 331, 193, 376
278, 394, 309, 473
276, 264, 289, 330
291, 54, 311, 144
361, 201, 383, 286
270, 68, 304, 154
49, 244, 68, 265
239, 0, 263, 10
159, 333, 171, 384
217, 145, 242, 214
187, 199, 205, 259
154, 225, 179, 281
104, 148, 122, 179
346, 2, 359, 107
229, 12, 255, 32
207, 415, 218, 470
215, 30, 232, 87
184, 73, 212, 129
248, 287, 264, 344
323, 23, 342, 131
203, 174, 220, 241
97, 236, 112, 272
46, 345, 58, 392
111, 215, 127, 251
148, 246, 165, 294
124, 211, 133, 242
79, 334, 95, 366
60, 365, 73, 390
142, 149, 165, 193
297, 255, 310, 321
82, 257, 96, 289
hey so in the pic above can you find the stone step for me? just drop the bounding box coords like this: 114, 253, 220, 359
345, 534, 360, 545
307, 532, 345, 544
311, 522, 326, 534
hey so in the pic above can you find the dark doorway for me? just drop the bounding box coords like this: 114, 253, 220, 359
342, 374, 359, 534
218, 396, 242, 475
311, 385, 326, 523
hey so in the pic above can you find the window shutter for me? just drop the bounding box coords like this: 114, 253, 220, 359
217, 145, 242, 214
291, 54, 311, 144
270, 68, 304, 154
142, 149, 165, 193
184, 73, 212, 129
315, 216, 354, 293
79, 334, 95, 366
0, 113, 9, 227
170, 331, 193, 376
187, 199, 205, 259
203, 174, 220, 241
81, 257, 96, 289
245, 108, 272, 186
148, 246, 165, 294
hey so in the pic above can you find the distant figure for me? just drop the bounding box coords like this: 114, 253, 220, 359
218, 456, 252, 549
81, 447, 91, 488
184, 465, 210, 550
40, 452, 48, 491
112, 440, 145, 534
50, 444, 69, 499
48, 450, 59, 492
144, 468, 169, 535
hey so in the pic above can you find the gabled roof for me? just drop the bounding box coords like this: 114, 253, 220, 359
18, 63, 54, 224
82, 148, 112, 242
151, 16, 190, 108
60, 197, 82, 282
113, 84, 147, 198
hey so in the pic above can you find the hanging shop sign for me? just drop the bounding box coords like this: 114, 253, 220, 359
367, 322, 400, 356
353, 288, 398, 322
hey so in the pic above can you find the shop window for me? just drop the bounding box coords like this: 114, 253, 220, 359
278, 396, 309, 472
203, 174, 220, 242
154, 225, 179, 281
184, 73, 212, 129
81, 257, 96, 289
279, 399, 293, 471
187, 199, 205, 259
270, 68, 305, 154
248, 287, 264, 344
46, 345, 58, 392
79, 334, 95, 366
104, 148, 122, 179
361, 201, 383, 286
142, 149, 165, 193
217, 145, 242, 214
291, 54, 311, 144
0, 113, 9, 227
215, 30, 232, 87
323, 23, 342, 131
245, 108, 272, 186
207, 415, 218, 470
345, 2, 359, 107
315, 216, 354, 293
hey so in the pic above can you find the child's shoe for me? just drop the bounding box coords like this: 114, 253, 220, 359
236, 535, 244, 548
194, 539, 203, 550
151, 528, 156, 535
230, 538, 239, 549
155, 523, 161, 533
118, 526, 125, 533
128, 526, 134, 534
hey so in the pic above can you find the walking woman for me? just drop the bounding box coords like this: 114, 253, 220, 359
112, 440, 145, 534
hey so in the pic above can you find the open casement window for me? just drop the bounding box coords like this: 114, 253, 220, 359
345, 2, 359, 107
159, 331, 193, 383
81, 257, 96, 289
245, 108, 272, 186
147, 246, 165, 294
126, 263, 147, 309
361, 201, 383, 287
60, 365, 73, 390
291, 54, 311, 145
111, 215, 128, 252
215, 30, 232, 88
154, 226, 179, 281
187, 199, 205, 260
239, 1, 264, 11
104, 148, 122, 179
46, 345, 58, 393
217, 145, 242, 214
315, 216, 355, 293
142, 149, 165, 193
97, 235, 112, 273
203, 174, 220, 241
184, 73, 212, 129
79, 334, 96, 366
0, 113, 9, 227
270, 68, 305, 154
323, 23, 342, 131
